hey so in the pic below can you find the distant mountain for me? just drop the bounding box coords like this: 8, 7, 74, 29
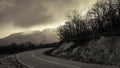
0, 29, 59, 46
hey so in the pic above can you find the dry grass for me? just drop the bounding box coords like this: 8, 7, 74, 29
0, 55, 28, 68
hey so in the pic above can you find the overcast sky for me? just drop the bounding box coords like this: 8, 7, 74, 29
0, 0, 96, 38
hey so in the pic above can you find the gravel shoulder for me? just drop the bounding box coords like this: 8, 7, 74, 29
0, 55, 29, 68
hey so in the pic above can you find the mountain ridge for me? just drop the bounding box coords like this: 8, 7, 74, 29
0, 29, 59, 46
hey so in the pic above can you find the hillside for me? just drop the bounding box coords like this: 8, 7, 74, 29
0, 29, 59, 46
48, 36, 120, 67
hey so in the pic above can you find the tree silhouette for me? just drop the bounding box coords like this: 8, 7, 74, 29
87, 0, 120, 35
57, 0, 120, 44
57, 10, 90, 43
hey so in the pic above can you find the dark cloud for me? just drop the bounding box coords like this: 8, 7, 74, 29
0, 0, 96, 28
0, 0, 33, 24
0, 0, 96, 38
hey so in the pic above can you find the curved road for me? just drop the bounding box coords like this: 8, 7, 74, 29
17, 48, 119, 68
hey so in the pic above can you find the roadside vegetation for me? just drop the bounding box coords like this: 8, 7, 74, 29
0, 55, 28, 68
46, 0, 120, 67
57, 0, 120, 43
0, 42, 57, 68
0, 42, 57, 55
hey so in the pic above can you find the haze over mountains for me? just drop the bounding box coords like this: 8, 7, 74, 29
0, 29, 59, 46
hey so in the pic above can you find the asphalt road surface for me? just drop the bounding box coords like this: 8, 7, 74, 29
17, 48, 119, 68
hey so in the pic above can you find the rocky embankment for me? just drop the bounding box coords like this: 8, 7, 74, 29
49, 36, 120, 67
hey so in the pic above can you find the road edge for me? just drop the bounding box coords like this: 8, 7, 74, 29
33, 49, 119, 68
32, 52, 80, 68
16, 53, 34, 68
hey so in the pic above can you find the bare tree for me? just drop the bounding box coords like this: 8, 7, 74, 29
57, 10, 90, 42
57, 0, 120, 43
87, 0, 120, 35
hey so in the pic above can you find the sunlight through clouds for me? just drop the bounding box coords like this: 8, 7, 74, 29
0, 0, 97, 38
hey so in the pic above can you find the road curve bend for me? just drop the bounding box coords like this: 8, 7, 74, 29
17, 48, 119, 68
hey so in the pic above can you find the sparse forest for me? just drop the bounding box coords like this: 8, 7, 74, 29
57, 0, 120, 43
48, 0, 120, 67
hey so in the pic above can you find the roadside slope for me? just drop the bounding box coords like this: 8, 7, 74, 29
17, 48, 119, 68
50, 36, 120, 67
